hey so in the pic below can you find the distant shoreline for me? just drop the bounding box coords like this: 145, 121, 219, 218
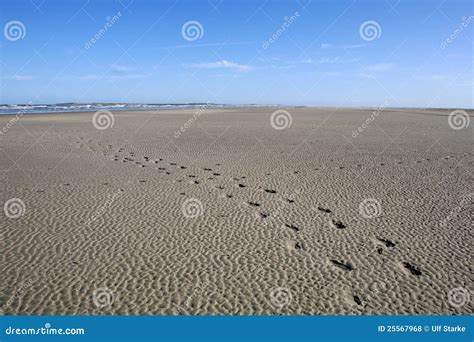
0, 105, 472, 117
0, 103, 275, 116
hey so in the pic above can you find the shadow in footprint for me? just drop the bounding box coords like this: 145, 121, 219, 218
317, 206, 332, 213
331, 219, 346, 229
377, 238, 396, 248
264, 189, 277, 194
403, 262, 422, 276
247, 201, 260, 207
286, 239, 304, 251
353, 295, 363, 306
330, 259, 353, 271
285, 223, 300, 232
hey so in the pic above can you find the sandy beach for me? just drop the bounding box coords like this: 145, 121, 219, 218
0, 107, 472, 315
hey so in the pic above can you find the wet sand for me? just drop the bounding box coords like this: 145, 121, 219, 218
0, 107, 472, 315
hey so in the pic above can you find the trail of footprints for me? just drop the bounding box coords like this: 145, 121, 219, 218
69, 135, 443, 309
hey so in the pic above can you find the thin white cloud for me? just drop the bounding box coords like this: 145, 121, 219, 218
321, 43, 366, 49
188, 60, 253, 72
110, 64, 133, 73
431, 74, 451, 81
69, 73, 150, 81
308, 57, 360, 64
362, 62, 395, 72
5, 74, 35, 81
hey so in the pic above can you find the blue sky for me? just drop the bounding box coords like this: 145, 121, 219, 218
0, 0, 472, 108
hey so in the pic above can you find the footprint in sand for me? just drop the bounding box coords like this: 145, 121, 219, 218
317, 206, 332, 213
330, 259, 353, 271
377, 238, 396, 248
353, 295, 364, 306
247, 201, 260, 207
286, 239, 303, 251
285, 223, 300, 232
330, 219, 346, 229
402, 262, 422, 276
264, 189, 277, 194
